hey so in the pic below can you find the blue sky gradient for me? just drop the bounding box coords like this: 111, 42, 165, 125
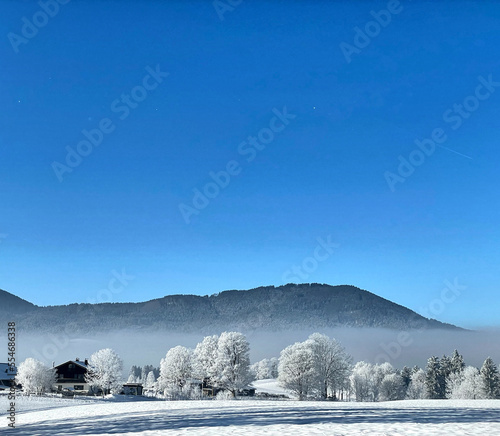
1, 0, 500, 328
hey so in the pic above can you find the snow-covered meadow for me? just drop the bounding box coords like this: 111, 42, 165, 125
5, 395, 500, 436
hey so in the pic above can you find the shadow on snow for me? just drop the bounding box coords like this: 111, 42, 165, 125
14, 405, 500, 435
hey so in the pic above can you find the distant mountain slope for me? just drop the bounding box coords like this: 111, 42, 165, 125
0, 284, 461, 332
0, 289, 38, 315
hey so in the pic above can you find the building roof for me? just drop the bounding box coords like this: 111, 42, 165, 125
0, 363, 16, 378
54, 360, 88, 370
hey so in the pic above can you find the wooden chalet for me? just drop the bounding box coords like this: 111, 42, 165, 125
53, 358, 90, 394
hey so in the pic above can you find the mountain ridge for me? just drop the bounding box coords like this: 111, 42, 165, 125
0, 283, 462, 332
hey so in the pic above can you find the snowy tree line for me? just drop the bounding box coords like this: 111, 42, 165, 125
127, 364, 160, 387
350, 350, 500, 401
13, 333, 500, 402
154, 331, 253, 399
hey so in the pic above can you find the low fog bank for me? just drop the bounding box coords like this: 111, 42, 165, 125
18, 327, 500, 374
245, 328, 500, 369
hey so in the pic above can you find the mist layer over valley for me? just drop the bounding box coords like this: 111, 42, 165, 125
18, 327, 499, 374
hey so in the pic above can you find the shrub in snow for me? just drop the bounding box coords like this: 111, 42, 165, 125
189, 385, 203, 400
215, 390, 235, 401
163, 384, 197, 401
16, 358, 56, 395
85, 348, 124, 396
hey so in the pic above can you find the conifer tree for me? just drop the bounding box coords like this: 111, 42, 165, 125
450, 350, 465, 375
480, 357, 500, 399
425, 356, 445, 399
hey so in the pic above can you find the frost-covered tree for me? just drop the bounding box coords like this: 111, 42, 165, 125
350, 361, 374, 402
145, 371, 156, 388
214, 331, 253, 397
306, 333, 352, 400
440, 354, 453, 397
440, 355, 452, 379
480, 357, 500, 399
16, 358, 56, 395
129, 365, 141, 379
251, 358, 277, 380
371, 362, 395, 402
400, 366, 412, 390
450, 350, 465, 375
278, 341, 315, 400
449, 366, 483, 399
127, 374, 137, 383
425, 356, 445, 399
269, 357, 279, 378
379, 372, 406, 401
141, 364, 154, 385
85, 348, 123, 396
158, 346, 193, 392
193, 335, 219, 383
406, 368, 426, 399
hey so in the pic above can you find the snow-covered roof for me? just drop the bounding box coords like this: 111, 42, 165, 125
0, 363, 16, 377
54, 360, 88, 369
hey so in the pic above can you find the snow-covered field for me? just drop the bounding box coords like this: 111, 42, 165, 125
4, 395, 500, 436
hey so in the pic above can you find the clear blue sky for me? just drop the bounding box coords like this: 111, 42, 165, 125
1, 1, 499, 328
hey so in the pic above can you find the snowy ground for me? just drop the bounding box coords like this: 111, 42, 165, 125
3, 394, 500, 436
252, 378, 290, 397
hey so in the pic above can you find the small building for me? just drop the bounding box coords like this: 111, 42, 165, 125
122, 383, 143, 396
0, 363, 16, 390
53, 358, 90, 394
237, 387, 256, 397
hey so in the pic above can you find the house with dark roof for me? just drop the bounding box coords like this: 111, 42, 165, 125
0, 363, 16, 390
53, 358, 90, 394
